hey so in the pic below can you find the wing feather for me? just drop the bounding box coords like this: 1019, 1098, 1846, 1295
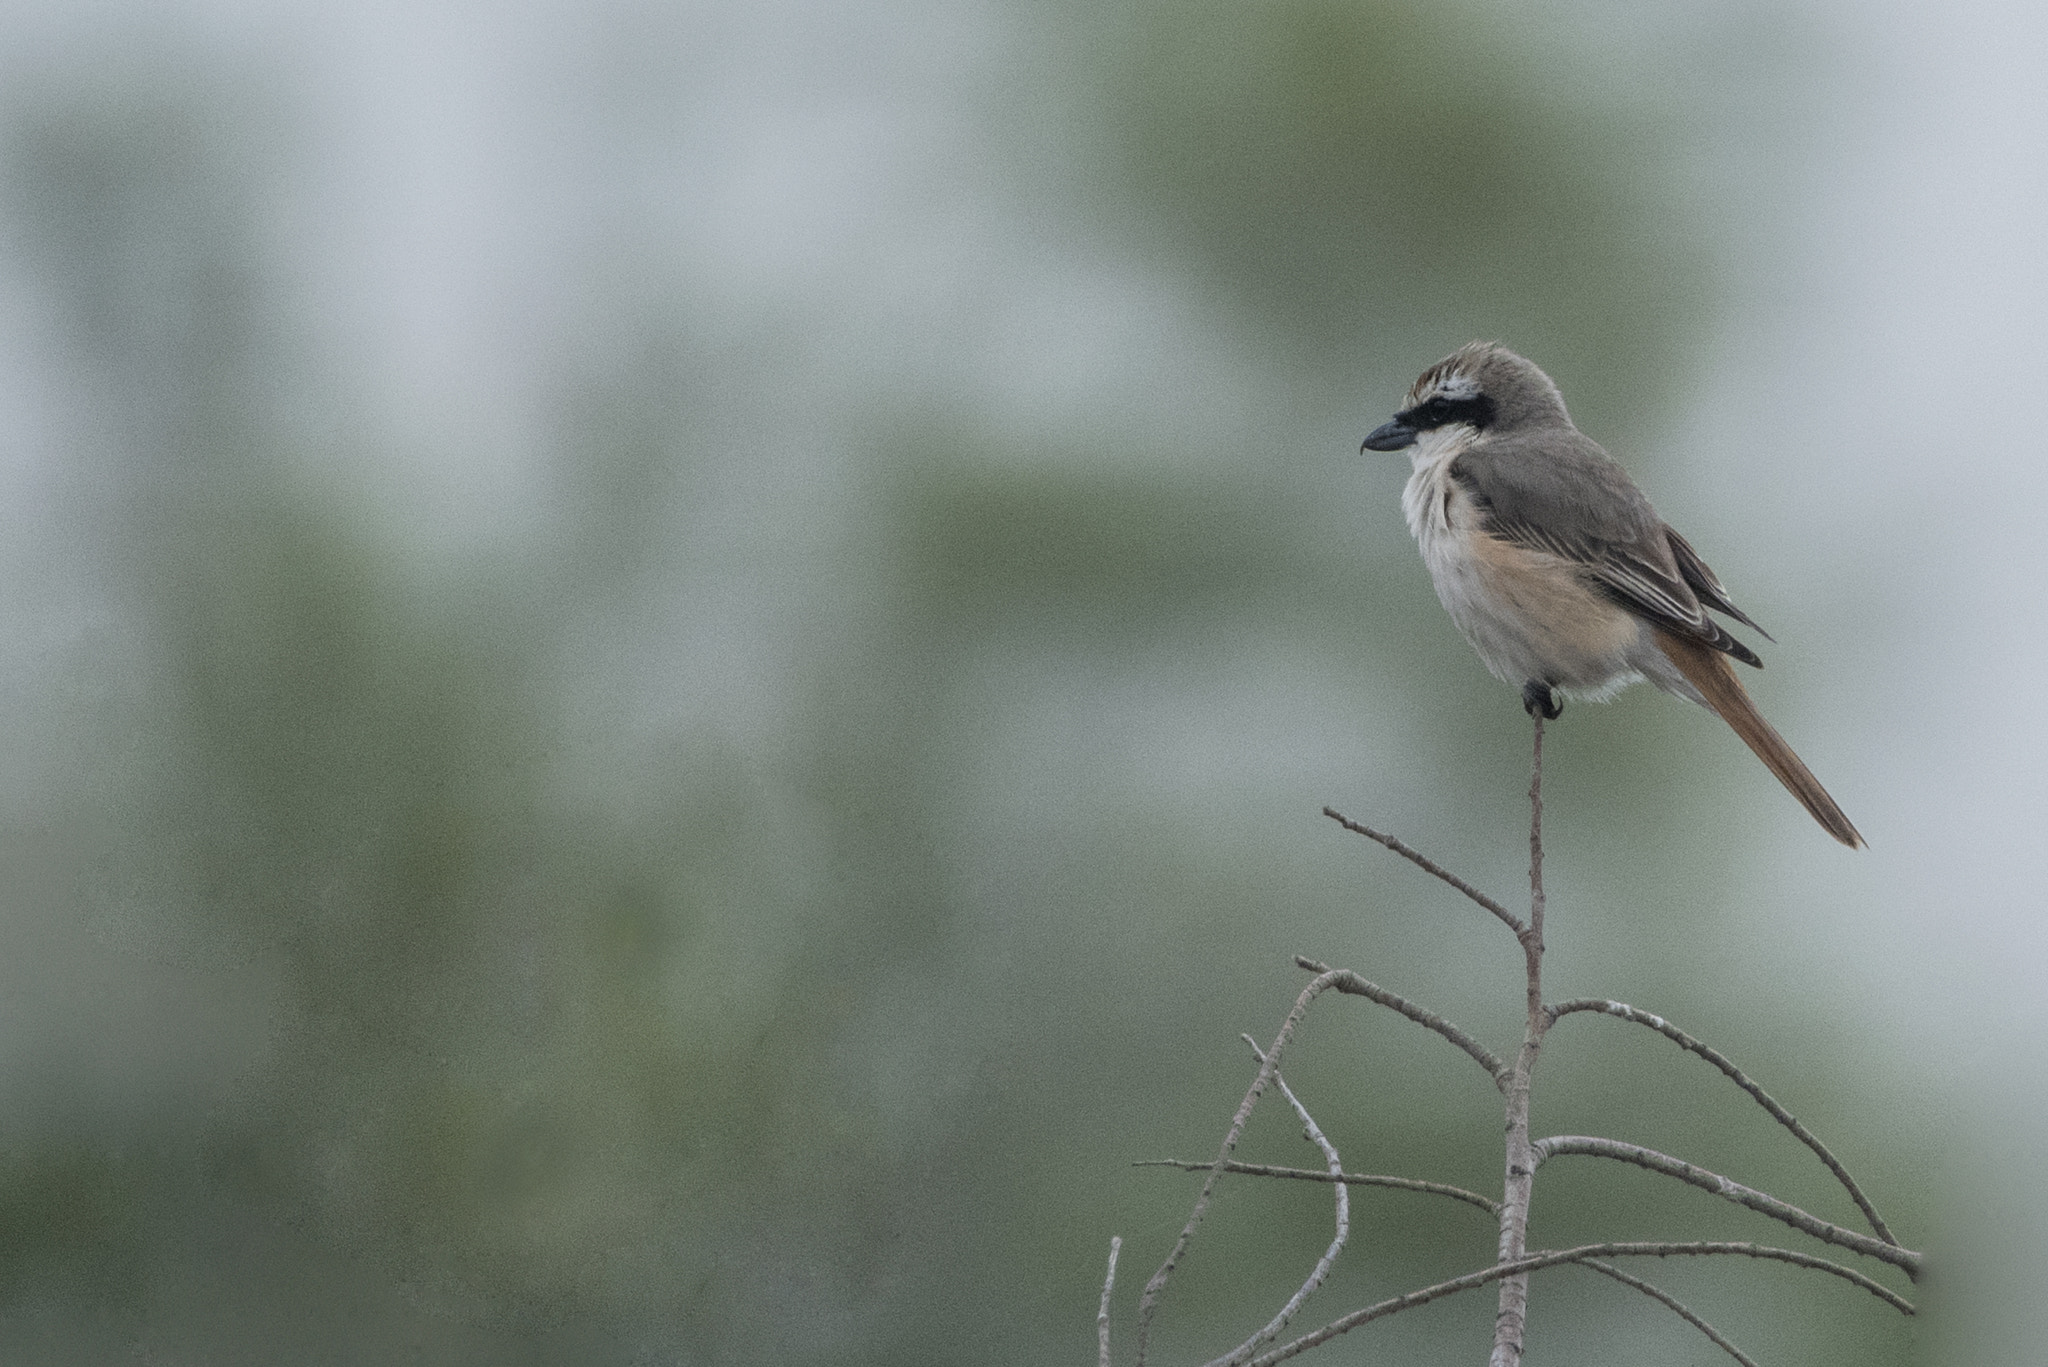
1665, 525, 1772, 640
1449, 453, 1763, 668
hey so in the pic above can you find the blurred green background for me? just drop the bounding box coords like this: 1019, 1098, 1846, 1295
0, 0, 2033, 1361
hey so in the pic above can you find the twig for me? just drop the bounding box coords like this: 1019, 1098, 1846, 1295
1099, 1236, 1121, 1367
1134, 969, 1347, 1366
1199, 1037, 1349, 1367
1534, 1135, 1921, 1277
1321, 806, 1525, 935
1576, 1260, 1758, 1367
1245, 1239, 1914, 1367
1491, 713, 1550, 1367
1547, 998, 1899, 1246
1135, 1159, 1499, 1217
1294, 957, 1507, 1083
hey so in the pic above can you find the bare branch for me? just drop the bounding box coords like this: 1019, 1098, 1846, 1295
1322, 806, 1525, 936
1295, 957, 1507, 1083
1134, 969, 1348, 1365
1535, 1135, 1921, 1278
1198, 1037, 1349, 1367
1135, 1159, 1499, 1217
1576, 1260, 1758, 1367
1246, 1240, 1914, 1367
1099, 1237, 1121, 1367
1491, 712, 1549, 1367
1547, 998, 1899, 1246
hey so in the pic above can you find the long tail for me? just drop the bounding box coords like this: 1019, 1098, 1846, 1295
1654, 629, 1865, 848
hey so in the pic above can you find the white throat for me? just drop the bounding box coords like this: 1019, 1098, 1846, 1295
1399, 424, 1477, 545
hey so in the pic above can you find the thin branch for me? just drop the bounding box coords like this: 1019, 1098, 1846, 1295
1524, 717, 1546, 961
1099, 1237, 1122, 1367
1295, 957, 1507, 1083
1134, 969, 1347, 1366
1135, 1159, 1498, 1217
1535, 1135, 1921, 1278
1491, 712, 1549, 1367
1576, 1260, 1758, 1367
1321, 806, 1525, 936
1547, 998, 1899, 1246
1199, 1037, 1349, 1367
1246, 1240, 1914, 1367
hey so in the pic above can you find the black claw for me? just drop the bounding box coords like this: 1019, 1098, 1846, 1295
1521, 681, 1563, 721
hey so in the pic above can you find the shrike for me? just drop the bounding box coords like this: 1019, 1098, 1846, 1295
1362, 342, 1862, 848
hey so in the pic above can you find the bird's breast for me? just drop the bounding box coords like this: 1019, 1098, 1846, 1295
1399, 439, 1643, 694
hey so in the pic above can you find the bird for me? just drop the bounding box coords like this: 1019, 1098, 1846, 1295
1360, 341, 1863, 848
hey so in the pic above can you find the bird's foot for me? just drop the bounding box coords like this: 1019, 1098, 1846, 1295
1521, 680, 1563, 720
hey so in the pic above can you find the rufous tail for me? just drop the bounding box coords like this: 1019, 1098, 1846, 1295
1654, 630, 1865, 848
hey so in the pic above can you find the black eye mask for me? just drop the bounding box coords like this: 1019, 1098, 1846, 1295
1402, 393, 1496, 432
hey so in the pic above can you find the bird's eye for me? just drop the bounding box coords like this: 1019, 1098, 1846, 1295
1427, 398, 1452, 420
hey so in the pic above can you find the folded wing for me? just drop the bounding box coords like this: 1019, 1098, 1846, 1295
1448, 445, 1764, 667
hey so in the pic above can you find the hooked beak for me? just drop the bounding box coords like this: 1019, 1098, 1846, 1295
1361, 418, 1417, 452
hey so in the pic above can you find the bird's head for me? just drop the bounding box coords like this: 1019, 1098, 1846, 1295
1361, 342, 1570, 452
